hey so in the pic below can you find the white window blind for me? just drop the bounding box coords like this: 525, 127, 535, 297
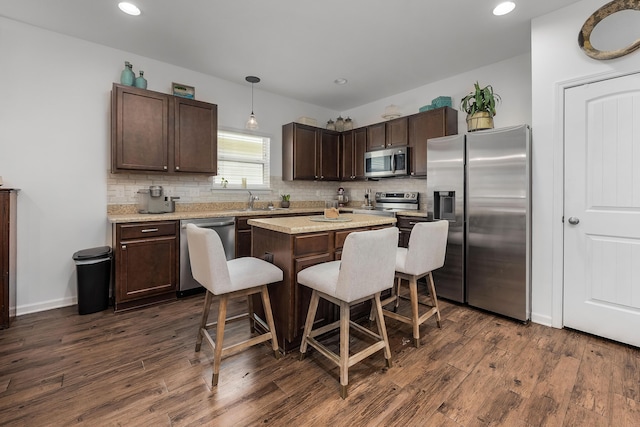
216, 130, 270, 189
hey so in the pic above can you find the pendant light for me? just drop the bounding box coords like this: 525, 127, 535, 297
245, 76, 260, 130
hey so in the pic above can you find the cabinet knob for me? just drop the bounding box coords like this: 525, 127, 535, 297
175, 166, 180, 170
163, 166, 168, 170
321, 175, 324, 179
121, 245, 126, 250
315, 175, 319, 179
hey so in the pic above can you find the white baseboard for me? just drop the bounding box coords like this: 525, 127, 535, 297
16, 296, 77, 316
531, 311, 554, 328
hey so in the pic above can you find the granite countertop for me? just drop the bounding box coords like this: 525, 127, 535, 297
247, 213, 397, 234
107, 205, 429, 224
107, 207, 325, 224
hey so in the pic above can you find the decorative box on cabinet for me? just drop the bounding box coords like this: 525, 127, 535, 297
113, 221, 179, 312
0, 189, 18, 329
282, 122, 340, 181
111, 83, 217, 175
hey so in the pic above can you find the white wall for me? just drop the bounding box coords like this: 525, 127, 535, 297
0, 17, 337, 314
531, 0, 640, 326
342, 53, 532, 131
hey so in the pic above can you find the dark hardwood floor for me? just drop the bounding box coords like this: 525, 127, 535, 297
1, 292, 639, 426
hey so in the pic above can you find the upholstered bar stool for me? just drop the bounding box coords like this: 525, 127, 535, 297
298, 227, 398, 399
379, 220, 449, 348
186, 223, 283, 387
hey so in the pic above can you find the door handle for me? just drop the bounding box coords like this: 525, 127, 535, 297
568, 217, 580, 225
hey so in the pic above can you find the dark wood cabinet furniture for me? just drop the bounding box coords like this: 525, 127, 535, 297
111, 83, 217, 175
366, 122, 387, 151
282, 123, 340, 181
386, 116, 409, 147
366, 117, 408, 151
249, 215, 396, 352
340, 127, 366, 180
0, 189, 18, 329
408, 107, 458, 176
284, 106, 457, 180
113, 221, 179, 312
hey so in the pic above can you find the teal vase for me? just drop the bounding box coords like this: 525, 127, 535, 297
134, 70, 147, 89
120, 61, 135, 86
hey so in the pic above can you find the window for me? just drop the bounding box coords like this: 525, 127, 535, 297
216, 130, 270, 189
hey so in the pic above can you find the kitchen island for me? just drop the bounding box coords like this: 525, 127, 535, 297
248, 213, 397, 352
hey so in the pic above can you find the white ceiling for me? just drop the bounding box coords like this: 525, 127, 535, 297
0, 0, 582, 111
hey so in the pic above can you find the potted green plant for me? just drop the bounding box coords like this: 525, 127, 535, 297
460, 82, 501, 132
280, 194, 290, 208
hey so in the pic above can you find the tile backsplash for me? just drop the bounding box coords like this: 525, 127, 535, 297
107, 173, 429, 210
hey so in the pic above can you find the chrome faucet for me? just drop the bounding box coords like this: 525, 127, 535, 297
248, 191, 259, 210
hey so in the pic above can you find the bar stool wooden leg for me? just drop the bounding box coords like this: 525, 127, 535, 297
195, 291, 213, 352
394, 276, 402, 312
247, 294, 255, 333
260, 285, 281, 359
339, 301, 350, 399
409, 277, 420, 348
373, 292, 392, 367
427, 272, 442, 328
299, 290, 320, 360
212, 295, 228, 386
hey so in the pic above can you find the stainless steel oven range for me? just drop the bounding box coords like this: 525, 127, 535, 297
179, 217, 235, 296
351, 191, 419, 217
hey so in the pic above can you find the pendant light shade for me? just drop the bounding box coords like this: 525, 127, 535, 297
245, 76, 260, 130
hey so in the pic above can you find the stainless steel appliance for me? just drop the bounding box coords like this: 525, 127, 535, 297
427, 125, 531, 321
352, 191, 419, 217
137, 186, 179, 214
179, 217, 236, 296
365, 147, 409, 178
426, 134, 466, 303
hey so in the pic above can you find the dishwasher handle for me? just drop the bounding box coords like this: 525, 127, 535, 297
181, 219, 235, 229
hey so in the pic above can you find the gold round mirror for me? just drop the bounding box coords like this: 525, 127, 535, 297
578, 0, 640, 60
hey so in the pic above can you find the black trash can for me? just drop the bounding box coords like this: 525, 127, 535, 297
72, 246, 112, 315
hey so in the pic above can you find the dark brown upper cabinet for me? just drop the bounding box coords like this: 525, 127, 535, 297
366, 122, 386, 151
111, 83, 217, 175
385, 116, 409, 147
283, 123, 340, 181
408, 107, 458, 176
341, 128, 366, 180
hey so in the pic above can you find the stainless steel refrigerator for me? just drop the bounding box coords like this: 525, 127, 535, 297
427, 125, 531, 321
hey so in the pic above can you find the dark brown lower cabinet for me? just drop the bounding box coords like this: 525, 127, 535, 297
113, 221, 178, 312
0, 189, 18, 329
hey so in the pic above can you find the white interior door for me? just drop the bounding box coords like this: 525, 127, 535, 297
564, 73, 640, 347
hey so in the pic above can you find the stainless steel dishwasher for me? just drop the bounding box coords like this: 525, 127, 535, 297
179, 217, 236, 296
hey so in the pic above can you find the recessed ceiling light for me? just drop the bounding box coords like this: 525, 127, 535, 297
493, 1, 515, 16
334, 78, 348, 85
118, 2, 141, 16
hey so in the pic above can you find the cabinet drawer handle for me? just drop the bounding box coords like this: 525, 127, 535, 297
121, 245, 126, 250
141, 228, 159, 233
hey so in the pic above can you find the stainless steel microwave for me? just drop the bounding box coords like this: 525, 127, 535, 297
364, 147, 409, 178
